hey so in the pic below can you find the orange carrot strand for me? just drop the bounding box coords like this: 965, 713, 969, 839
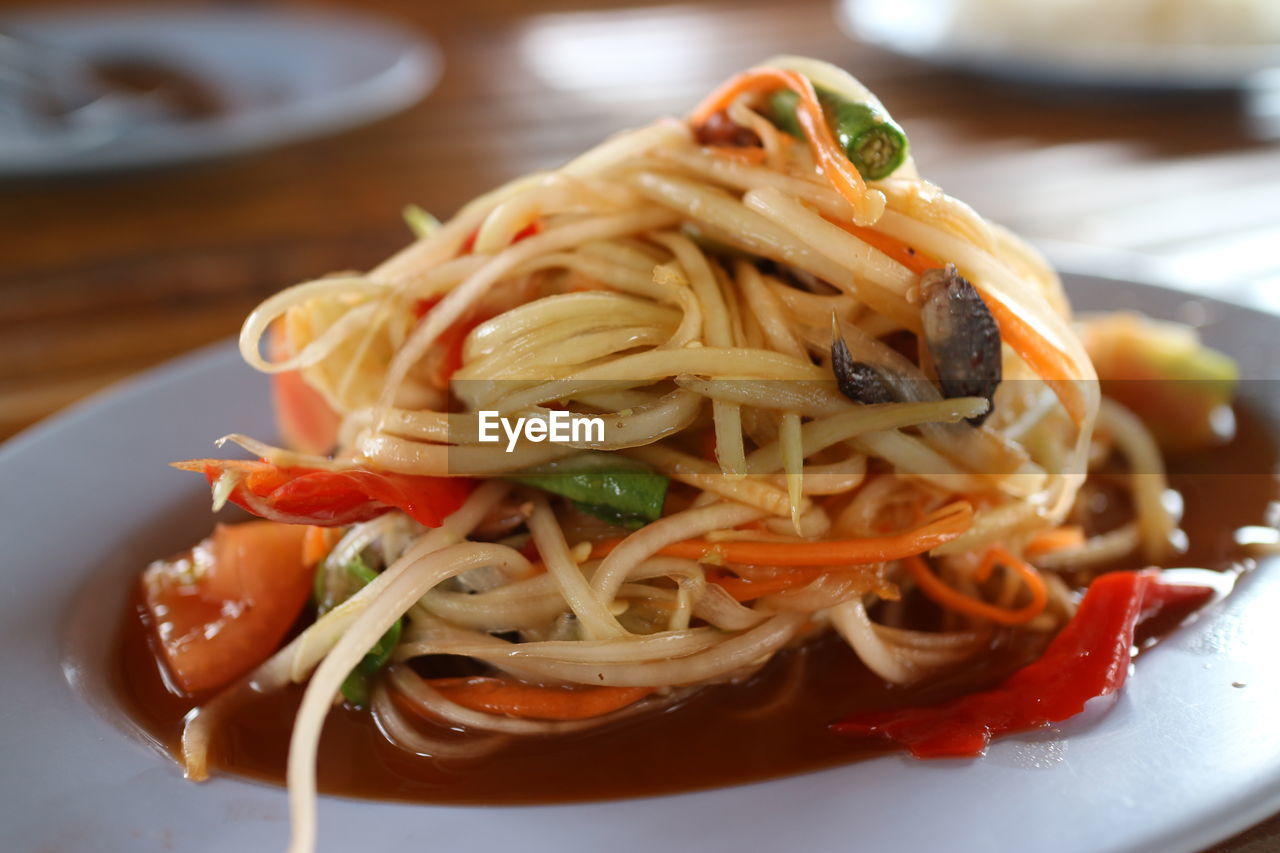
903, 546, 1048, 626
706, 144, 768, 165
824, 214, 1089, 426
589, 501, 972, 568
708, 566, 826, 601
691, 69, 1089, 426
302, 525, 339, 568
984, 298, 1088, 426
689, 66, 878, 222
828, 218, 941, 277
1024, 526, 1086, 560
424, 677, 653, 721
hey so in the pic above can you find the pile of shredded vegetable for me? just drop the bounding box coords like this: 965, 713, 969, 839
135, 57, 1239, 853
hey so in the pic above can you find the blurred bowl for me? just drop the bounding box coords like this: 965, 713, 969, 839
0, 5, 440, 178
839, 0, 1280, 90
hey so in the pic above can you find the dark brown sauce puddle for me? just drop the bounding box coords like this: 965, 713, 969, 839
111, 405, 1279, 805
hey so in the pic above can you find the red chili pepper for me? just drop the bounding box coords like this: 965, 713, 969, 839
459, 220, 540, 255
831, 569, 1214, 757
173, 459, 475, 528
517, 537, 541, 561
412, 294, 443, 320
409, 295, 491, 386
699, 427, 718, 463
406, 222, 540, 386
435, 315, 487, 383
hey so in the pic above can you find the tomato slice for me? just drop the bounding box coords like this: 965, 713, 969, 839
142, 521, 313, 693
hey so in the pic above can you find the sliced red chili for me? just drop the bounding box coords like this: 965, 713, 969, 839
409, 296, 492, 386
174, 459, 475, 528
831, 569, 1214, 757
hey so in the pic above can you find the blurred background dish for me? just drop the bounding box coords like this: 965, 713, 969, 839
0, 5, 439, 177
840, 0, 1280, 89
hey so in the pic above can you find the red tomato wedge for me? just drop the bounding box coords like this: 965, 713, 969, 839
269, 322, 341, 455
142, 521, 313, 693
174, 458, 476, 528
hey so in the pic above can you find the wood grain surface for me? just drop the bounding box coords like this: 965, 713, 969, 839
1, 1, 1278, 847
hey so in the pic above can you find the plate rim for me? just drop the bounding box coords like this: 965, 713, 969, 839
3, 273, 1280, 853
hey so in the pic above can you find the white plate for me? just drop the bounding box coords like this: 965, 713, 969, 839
2, 275, 1279, 852
839, 0, 1280, 90
0, 6, 439, 177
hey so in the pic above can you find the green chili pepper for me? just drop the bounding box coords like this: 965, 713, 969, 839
768, 89, 805, 139
829, 101, 908, 181
507, 453, 669, 529
339, 616, 402, 708
767, 85, 908, 180
313, 556, 402, 707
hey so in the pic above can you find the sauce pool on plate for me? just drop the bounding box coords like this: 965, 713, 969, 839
111, 405, 1278, 804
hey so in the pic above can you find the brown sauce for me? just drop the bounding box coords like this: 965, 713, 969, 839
111, 405, 1280, 805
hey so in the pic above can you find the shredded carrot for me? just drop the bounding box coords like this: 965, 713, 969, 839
707, 566, 869, 601
705, 144, 768, 165
709, 566, 804, 601
1024, 526, 1086, 560
985, 299, 1074, 381
824, 217, 1090, 426
424, 677, 654, 721
984, 298, 1088, 426
693, 71, 1089, 426
902, 545, 1048, 626
302, 525, 339, 568
690, 66, 876, 222
590, 501, 972, 567
828, 217, 940, 276
171, 458, 288, 492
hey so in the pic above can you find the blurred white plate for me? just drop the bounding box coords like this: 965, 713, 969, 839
839, 0, 1280, 89
0, 275, 1279, 852
0, 6, 439, 177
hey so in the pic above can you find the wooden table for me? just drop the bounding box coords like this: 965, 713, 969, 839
2, 0, 1278, 847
